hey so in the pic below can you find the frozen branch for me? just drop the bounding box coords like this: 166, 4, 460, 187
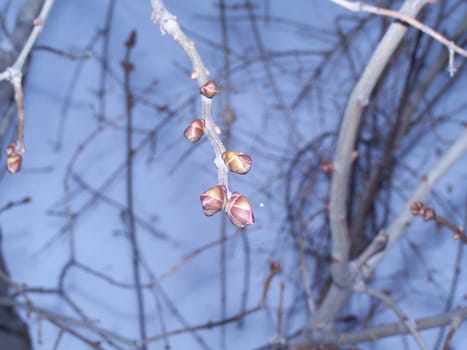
150, 0, 229, 190
150, 0, 255, 228
0, 0, 55, 172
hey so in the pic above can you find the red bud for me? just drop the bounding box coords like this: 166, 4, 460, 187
6, 153, 22, 174
410, 201, 425, 216
184, 119, 205, 142
225, 192, 254, 228
200, 185, 227, 216
423, 208, 436, 221
222, 151, 252, 175
5, 144, 22, 174
319, 162, 335, 172
200, 80, 219, 98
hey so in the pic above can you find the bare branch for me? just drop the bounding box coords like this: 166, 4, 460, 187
367, 128, 467, 270
329, 0, 428, 267
354, 285, 430, 350
329, 0, 467, 60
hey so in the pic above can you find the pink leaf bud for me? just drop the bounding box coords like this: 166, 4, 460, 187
410, 201, 425, 216
423, 207, 436, 221
6, 153, 22, 174
200, 80, 219, 98
225, 192, 254, 228
222, 151, 252, 175
319, 162, 335, 172
5, 144, 22, 174
200, 185, 227, 216
184, 119, 205, 143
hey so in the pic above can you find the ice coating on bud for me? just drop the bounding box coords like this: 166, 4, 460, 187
222, 151, 252, 175
184, 119, 205, 142
200, 80, 219, 98
225, 192, 254, 228
200, 185, 227, 216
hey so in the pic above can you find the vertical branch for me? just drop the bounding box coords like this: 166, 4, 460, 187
218, 0, 233, 345
434, 199, 466, 349
219, 215, 227, 348
0, 0, 55, 172
442, 316, 463, 350
329, 0, 428, 267
11, 71, 24, 154
308, 0, 429, 331
150, 0, 254, 229
276, 281, 285, 338
298, 235, 316, 314
98, 0, 116, 121
122, 30, 147, 350
238, 231, 251, 326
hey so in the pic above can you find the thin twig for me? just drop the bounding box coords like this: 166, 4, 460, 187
261, 261, 281, 307
354, 286, 430, 350
0, 196, 30, 215
122, 30, 147, 350
34, 45, 91, 60
98, 0, 116, 120
298, 234, 316, 314
442, 316, 463, 350
142, 305, 262, 345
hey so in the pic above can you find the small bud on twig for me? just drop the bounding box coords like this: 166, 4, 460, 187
225, 192, 254, 228
319, 162, 336, 172
423, 207, 436, 221
200, 80, 219, 98
222, 151, 252, 175
5, 144, 23, 174
184, 119, 205, 142
125, 30, 137, 48
270, 261, 281, 275
200, 185, 227, 216
410, 201, 425, 215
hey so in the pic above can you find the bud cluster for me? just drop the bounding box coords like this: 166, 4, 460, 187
183, 79, 254, 228
200, 186, 254, 228
410, 201, 436, 221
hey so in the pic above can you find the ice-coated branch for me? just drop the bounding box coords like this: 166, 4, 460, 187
150, 0, 228, 187
0, 0, 56, 173
150, 0, 254, 227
